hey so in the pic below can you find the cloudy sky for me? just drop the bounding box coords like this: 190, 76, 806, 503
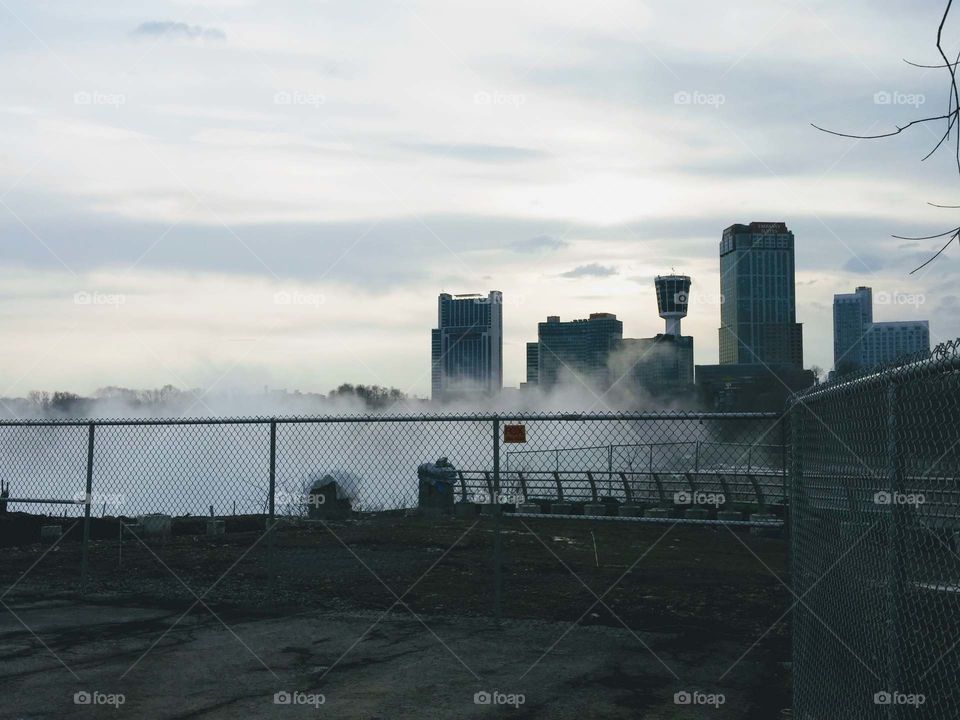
0, 0, 957, 397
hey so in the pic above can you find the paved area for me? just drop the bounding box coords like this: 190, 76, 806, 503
0, 515, 792, 718
0, 598, 786, 719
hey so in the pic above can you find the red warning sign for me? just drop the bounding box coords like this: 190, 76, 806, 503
504, 425, 526, 443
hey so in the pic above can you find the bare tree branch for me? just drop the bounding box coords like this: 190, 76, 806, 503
909, 230, 959, 274
814, 0, 959, 273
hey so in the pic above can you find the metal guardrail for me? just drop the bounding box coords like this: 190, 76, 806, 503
453, 468, 786, 509
505, 440, 785, 475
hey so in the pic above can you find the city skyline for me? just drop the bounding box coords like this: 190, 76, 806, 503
0, 1, 954, 398
1, 4, 959, 719
440, 232, 935, 397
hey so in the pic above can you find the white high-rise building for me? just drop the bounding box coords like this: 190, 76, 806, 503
862, 321, 930, 369
833, 286, 873, 375
832, 286, 930, 375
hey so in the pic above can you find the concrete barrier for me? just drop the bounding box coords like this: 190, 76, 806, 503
644, 507, 673, 519
517, 503, 541, 514
140, 514, 172, 541
454, 502, 479, 518
206, 520, 226, 537
683, 508, 710, 520
551, 503, 574, 515
618, 504, 644, 517
40, 525, 61, 542
750, 513, 781, 537
717, 510, 743, 523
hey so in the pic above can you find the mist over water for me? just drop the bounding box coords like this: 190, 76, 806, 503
0, 382, 744, 519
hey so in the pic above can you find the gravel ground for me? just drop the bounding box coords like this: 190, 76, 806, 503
0, 513, 792, 718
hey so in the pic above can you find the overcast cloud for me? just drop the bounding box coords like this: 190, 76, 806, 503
0, 0, 955, 397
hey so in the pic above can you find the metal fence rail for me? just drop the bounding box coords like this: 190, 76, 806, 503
789, 338, 960, 719
505, 441, 785, 475
0, 412, 784, 520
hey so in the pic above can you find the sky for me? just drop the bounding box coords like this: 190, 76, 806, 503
0, 0, 958, 398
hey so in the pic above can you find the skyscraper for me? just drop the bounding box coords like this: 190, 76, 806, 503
525, 341, 539, 386
536, 313, 623, 391
833, 286, 873, 375
431, 291, 503, 400
832, 286, 930, 376
719, 222, 803, 367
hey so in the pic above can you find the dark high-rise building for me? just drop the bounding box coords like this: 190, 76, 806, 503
431, 291, 503, 400
695, 363, 815, 412
525, 341, 539, 386
719, 222, 803, 368
536, 313, 623, 391
612, 335, 694, 395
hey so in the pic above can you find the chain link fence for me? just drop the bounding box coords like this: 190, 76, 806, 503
0, 410, 789, 643
789, 339, 960, 719
0, 412, 785, 573
0, 412, 785, 520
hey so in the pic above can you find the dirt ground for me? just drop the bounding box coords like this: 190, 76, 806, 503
0, 513, 792, 718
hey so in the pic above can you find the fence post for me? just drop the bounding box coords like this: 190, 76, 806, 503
788, 402, 808, 715
607, 445, 614, 497
780, 414, 789, 535
886, 381, 905, 719
268, 420, 277, 603
493, 416, 503, 624
80, 422, 95, 593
